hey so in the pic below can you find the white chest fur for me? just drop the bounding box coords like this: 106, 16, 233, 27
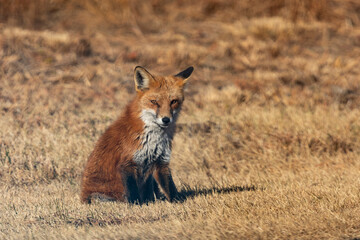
134, 126, 171, 166
133, 110, 175, 170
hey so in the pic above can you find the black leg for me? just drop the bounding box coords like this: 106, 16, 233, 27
153, 177, 165, 200
139, 175, 155, 204
153, 164, 178, 202
125, 174, 141, 204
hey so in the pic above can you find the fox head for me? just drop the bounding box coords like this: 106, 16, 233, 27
134, 66, 194, 129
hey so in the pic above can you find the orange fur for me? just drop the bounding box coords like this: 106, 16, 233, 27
80, 66, 193, 204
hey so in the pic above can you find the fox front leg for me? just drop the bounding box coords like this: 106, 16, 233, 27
153, 164, 178, 202
122, 172, 141, 204
138, 175, 156, 204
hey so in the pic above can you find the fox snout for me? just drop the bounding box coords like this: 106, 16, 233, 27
140, 109, 174, 128
156, 115, 173, 128
162, 117, 171, 125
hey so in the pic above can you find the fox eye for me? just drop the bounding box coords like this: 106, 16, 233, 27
171, 99, 178, 105
150, 100, 159, 106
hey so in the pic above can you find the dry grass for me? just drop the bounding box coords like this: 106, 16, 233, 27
1, 0, 360, 239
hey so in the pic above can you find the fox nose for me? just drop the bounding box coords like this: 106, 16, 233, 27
162, 117, 171, 125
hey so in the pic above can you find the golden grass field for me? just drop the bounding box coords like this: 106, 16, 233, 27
1, 0, 360, 239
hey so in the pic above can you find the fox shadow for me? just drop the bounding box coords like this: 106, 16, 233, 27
89, 184, 257, 205
70, 185, 257, 228
176, 184, 257, 202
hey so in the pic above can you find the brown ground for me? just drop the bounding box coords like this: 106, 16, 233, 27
1, 0, 360, 239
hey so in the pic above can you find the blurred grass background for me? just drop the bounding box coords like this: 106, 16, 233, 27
1, 0, 360, 31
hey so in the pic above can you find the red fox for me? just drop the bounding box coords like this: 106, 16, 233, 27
80, 66, 194, 204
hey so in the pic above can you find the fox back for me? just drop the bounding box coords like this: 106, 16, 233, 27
80, 66, 194, 204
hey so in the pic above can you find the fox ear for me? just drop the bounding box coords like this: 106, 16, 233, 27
134, 66, 154, 92
175, 67, 194, 82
